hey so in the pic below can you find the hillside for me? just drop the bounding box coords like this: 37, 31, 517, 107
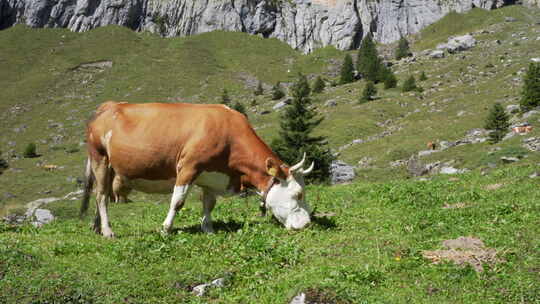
1, 5, 540, 214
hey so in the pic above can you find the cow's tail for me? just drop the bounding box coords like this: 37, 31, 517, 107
80, 158, 93, 217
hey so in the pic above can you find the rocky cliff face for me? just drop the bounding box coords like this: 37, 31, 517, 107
0, 0, 518, 52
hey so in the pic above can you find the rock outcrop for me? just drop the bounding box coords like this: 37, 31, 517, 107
0, 0, 513, 53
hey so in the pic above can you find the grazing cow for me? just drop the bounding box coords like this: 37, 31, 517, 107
427, 141, 436, 150
512, 125, 532, 134
81, 102, 314, 237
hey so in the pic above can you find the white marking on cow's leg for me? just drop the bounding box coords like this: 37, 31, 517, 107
97, 193, 114, 238
201, 190, 216, 234
162, 185, 190, 234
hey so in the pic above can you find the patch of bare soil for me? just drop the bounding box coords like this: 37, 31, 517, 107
293, 288, 350, 304
484, 183, 504, 191
422, 236, 504, 272
442, 202, 469, 209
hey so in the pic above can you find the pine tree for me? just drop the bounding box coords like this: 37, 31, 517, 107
271, 81, 285, 100
254, 81, 264, 96
270, 73, 334, 183
520, 62, 540, 112
395, 36, 411, 60
360, 81, 377, 103
232, 101, 247, 117
23, 143, 37, 158
383, 69, 398, 89
339, 54, 355, 85
485, 102, 510, 144
357, 35, 384, 83
312, 76, 326, 94
221, 88, 230, 104
419, 71, 428, 81
402, 75, 419, 92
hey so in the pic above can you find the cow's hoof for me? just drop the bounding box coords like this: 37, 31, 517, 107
102, 230, 115, 238
161, 226, 173, 235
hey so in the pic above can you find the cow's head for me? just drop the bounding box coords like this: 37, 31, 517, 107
265, 153, 314, 230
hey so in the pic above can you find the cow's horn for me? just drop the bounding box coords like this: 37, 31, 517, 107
290, 152, 306, 172
302, 162, 315, 175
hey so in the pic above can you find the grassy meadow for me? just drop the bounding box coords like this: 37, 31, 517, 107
0, 4, 540, 303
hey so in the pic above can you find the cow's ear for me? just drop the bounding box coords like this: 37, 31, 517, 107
266, 158, 279, 177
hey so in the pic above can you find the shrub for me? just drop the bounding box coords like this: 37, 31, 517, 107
520, 62, 540, 112
232, 101, 247, 117
312, 76, 325, 94
23, 143, 38, 158
485, 102, 510, 144
360, 81, 377, 103
254, 81, 264, 96
419, 71, 428, 81
395, 36, 411, 60
271, 73, 333, 183
271, 81, 285, 100
221, 88, 230, 104
339, 54, 355, 85
384, 71, 397, 89
402, 75, 419, 92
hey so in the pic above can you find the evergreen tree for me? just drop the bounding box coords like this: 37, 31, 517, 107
232, 101, 247, 117
485, 102, 510, 144
357, 35, 384, 83
271, 81, 285, 100
383, 69, 398, 89
419, 71, 428, 81
254, 81, 264, 96
402, 75, 419, 92
520, 62, 540, 112
360, 81, 377, 103
312, 76, 326, 94
23, 143, 38, 158
395, 36, 411, 60
270, 73, 334, 183
339, 54, 355, 85
221, 88, 230, 104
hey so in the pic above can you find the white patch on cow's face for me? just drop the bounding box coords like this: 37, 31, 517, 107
194, 171, 231, 195
265, 174, 312, 230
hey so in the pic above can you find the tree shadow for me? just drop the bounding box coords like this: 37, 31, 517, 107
175, 219, 244, 234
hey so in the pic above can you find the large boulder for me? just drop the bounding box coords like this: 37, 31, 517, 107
437, 34, 476, 53
330, 160, 355, 184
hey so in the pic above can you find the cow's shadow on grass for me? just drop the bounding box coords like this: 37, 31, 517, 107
311, 215, 338, 230
176, 220, 243, 234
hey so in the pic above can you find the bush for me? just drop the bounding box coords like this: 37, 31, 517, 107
419, 71, 428, 81
360, 81, 377, 103
271, 81, 285, 100
339, 54, 355, 85
254, 81, 264, 96
232, 101, 247, 117
384, 72, 397, 89
520, 62, 540, 112
23, 143, 38, 158
221, 88, 231, 105
485, 102, 510, 144
312, 76, 325, 94
395, 36, 411, 60
402, 75, 420, 92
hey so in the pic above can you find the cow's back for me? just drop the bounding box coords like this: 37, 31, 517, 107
87, 102, 247, 180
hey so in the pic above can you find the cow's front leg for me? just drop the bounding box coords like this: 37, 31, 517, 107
162, 184, 191, 234
201, 190, 216, 233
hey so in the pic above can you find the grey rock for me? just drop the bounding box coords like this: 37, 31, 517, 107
407, 154, 428, 177
192, 277, 225, 297
0, 0, 507, 53
324, 99, 337, 107
532, 58, 540, 63
437, 34, 476, 53
500, 156, 520, 163
529, 172, 539, 178
506, 104, 520, 113
440, 166, 465, 174
290, 293, 306, 304
273, 101, 288, 110
430, 50, 445, 59
330, 160, 355, 184
523, 137, 540, 151
504, 16, 517, 22
32, 208, 54, 227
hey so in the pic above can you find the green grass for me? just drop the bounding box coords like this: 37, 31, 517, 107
1, 165, 538, 303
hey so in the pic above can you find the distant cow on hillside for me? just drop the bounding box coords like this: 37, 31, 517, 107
82, 102, 315, 238
427, 141, 437, 150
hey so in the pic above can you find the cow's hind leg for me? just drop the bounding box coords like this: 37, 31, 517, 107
201, 189, 216, 234
92, 157, 114, 238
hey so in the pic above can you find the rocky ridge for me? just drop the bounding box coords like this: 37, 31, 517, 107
1, 0, 531, 53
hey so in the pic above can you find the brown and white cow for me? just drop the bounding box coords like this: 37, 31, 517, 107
81, 101, 314, 237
